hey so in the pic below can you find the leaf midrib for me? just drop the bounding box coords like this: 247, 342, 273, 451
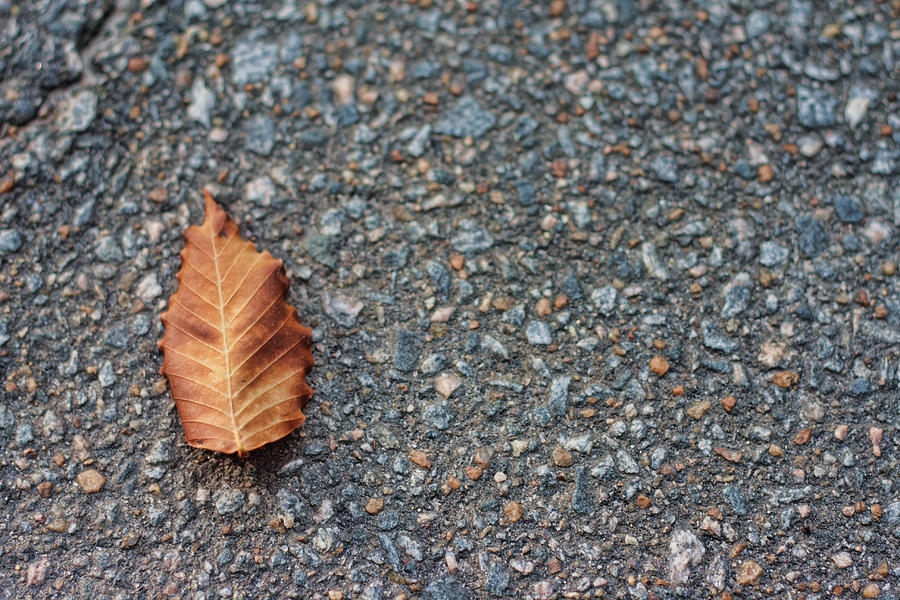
210, 228, 242, 453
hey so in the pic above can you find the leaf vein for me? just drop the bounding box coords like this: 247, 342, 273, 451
230, 338, 304, 399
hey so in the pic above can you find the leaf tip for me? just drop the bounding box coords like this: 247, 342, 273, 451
202, 188, 218, 218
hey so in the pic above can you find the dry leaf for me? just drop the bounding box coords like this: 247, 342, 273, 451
159, 191, 313, 455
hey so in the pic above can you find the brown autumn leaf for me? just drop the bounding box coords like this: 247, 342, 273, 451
159, 191, 313, 455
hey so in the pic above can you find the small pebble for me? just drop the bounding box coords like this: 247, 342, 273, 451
831, 552, 852, 568
714, 447, 742, 463
649, 355, 669, 376
686, 400, 710, 420
409, 449, 431, 469
473, 447, 493, 468
76, 469, 106, 493
551, 447, 573, 467
365, 497, 384, 514
772, 370, 798, 388
862, 583, 881, 598
434, 373, 461, 399
721, 395, 736, 412
737, 560, 763, 585
504, 501, 523, 523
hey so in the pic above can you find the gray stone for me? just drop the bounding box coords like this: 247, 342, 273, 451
513, 115, 538, 141
213, 486, 246, 515
433, 96, 496, 139
871, 148, 895, 175
797, 87, 837, 128
15, 422, 34, 446
483, 562, 509, 597
184, 0, 207, 21
41, 411, 64, 442
426, 261, 451, 297
668, 529, 705, 587
95, 236, 123, 262
411, 60, 439, 79
304, 233, 334, 268
376, 511, 399, 531
746, 10, 770, 38
136, 274, 162, 302
795, 216, 828, 258
652, 155, 679, 183
243, 176, 277, 207
422, 402, 452, 430
146, 438, 173, 465
780, 507, 797, 530
515, 179, 536, 206
0, 82, 42, 126
323, 292, 363, 327
0, 229, 22, 253
721, 285, 750, 319
60, 350, 79, 377
354, 124, 377, 144
798, 135, 823, 157
548, 376, 571, 417
300, 127, 330, 147
833, 195, 863, 223
572, 467, 593, 514
847, 377, 870, 397
723, 485, 748, 516
451, 220, 494, 254
383, 247, 408, 270
394, 330, 422, 371
407, 124, 431, 158
568, 200, 590, 229
481, 334, 510, 360
557, 125, 576, 158
616, 449, 639, 474
98, 360, 117, 387
525, 321, 552, 346
886, 501, 900, 525
276, 488, 302, 516
759, 242, 788, 266
588, 150, 606, 182
188, 79, 214, 128
803, 62, 839, 82
104, 324, 131, 349
422, 576, 471, 600
641, 243, 669, 280
59, 90, 97, 133
631, 56, 658, 88
231, 37, 280, 85
0, 405, 13, 430
132, 314, 151, 336
501, 304, 525, 327
246, 115, 276, 156
562, 274, 583, 301
591, 285, 617, 316
420, 353, 446, 376
319, 208, 345, 236
845, 95, 871, 128
701, 322, 738, 353
73, 200, 94, 228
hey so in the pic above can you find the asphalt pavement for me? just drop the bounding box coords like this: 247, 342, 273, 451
0, 0, 898, 598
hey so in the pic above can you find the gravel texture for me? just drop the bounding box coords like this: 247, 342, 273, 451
1, 0, 899, 599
